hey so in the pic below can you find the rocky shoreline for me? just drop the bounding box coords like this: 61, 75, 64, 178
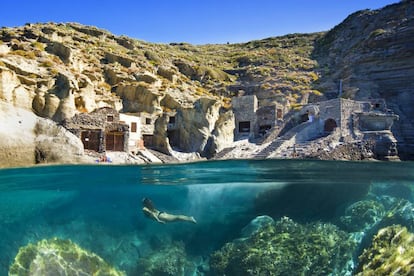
1, 1, 413, 168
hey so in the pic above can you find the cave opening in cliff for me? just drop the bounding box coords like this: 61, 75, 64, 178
167, 130, 180, 148
239, 121, 251, 133
301, 113, 309, 123
324, 118, 337, 132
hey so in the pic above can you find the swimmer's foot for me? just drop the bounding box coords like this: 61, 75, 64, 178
190, 216, 197, 224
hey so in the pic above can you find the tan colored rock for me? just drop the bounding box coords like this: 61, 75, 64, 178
0, 102, 37, 167
76, 83, 98, 112
178, 97, 221, 153
104, 52, 134, 67
0, 44, 10, 55
152, 114, 173, 154
45, 41, 71, 63
206, 110, 235, 157
116, 83, 163, 114
104, 67, 134, 85
134, 72, 159, 84
0, 55, 47, 76
0, 66, 34, 109
157, 66, 177, 83
0, 102, 84, 168
34, 118, 85, 164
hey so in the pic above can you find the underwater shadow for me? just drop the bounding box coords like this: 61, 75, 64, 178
254, 182, 370, 222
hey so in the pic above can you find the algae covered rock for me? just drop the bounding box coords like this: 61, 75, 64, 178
356, 225, 414, 275
9, 238, 124, 276
135, 241, 193, 276
210, 217, 356, 275
340, 200, 385, 232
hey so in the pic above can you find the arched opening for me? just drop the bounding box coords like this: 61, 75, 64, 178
324, 118, 337, 132
300, 113, 309, 123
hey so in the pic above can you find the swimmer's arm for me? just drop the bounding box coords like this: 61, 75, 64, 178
156, 218, 166, 224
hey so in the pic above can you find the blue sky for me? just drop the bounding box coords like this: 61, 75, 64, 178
2, 0, 399, 44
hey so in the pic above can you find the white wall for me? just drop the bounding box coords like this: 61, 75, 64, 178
119, 113, 142, 150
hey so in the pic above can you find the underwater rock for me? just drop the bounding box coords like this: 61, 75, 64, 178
209, 217, 356, 275
379, 197, 414, 229
135, 241, 195, 276
240, 215, 274, 238
355, 225, 414, 275
340, 200, 385, 232
9, 237, 124, 276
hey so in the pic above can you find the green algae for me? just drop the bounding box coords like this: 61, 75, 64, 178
135, 241, 192, 276
340, 199, 386, 232
9, 237, 124, 276
356, 225, 414, 275
210, 217, 356, 275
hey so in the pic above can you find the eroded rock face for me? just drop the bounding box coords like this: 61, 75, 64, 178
178, 98, 222, 153
0, 1, 413, 166
203, 109, 235, 158
0, 102, 84, 168
116, 83, 163, 114
0, 65, 35, 109
151, 97, 234, 156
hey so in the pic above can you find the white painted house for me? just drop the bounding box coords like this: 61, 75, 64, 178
119, 113, 143, 153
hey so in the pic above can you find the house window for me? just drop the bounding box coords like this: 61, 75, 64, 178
277, 109, 283, 119
107, 115, 114, 122
239, 121, 251, 133
145, 118, 151, 125
131, 122, 137, 133
169, 116, 176, 124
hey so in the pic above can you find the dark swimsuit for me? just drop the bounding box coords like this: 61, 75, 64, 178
156, 211, 165, 220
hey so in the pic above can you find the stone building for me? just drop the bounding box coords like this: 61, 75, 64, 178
255, 104, 285, 137
295, 98, 397, 141
62, 107, 129, 152
119, 113, 143, 153
293, 98, 399, 159
232, 95, 286, 139
140, 112, 157, 148
232, 95, 257, 139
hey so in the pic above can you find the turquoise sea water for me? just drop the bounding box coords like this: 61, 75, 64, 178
0, 159, 413, 275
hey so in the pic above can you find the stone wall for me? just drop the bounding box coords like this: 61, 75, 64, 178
62, 107, 129, 152
232, 95, 258, 138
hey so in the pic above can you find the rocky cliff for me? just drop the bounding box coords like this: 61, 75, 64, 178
0, 0, 412, 167
313, 0, 414, 159
0, 21, 321, 166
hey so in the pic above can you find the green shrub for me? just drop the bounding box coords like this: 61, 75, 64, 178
370, 29, 386, 38
41, 60, 54, 67
11, 50, 36, 59
31, 41, 45, 51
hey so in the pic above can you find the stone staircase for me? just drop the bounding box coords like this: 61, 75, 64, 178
254, 138, 287, 159
254, 121, 313, 159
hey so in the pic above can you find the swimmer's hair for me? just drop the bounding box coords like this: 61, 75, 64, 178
142, 197, 155, 211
